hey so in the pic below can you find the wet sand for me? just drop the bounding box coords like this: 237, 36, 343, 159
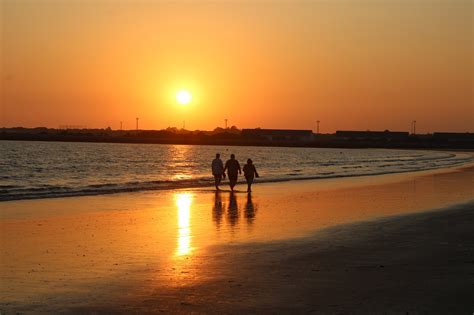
1, 165, 474, 314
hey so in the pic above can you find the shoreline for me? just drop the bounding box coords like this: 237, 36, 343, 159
2, 150, 473, 203
1, 164, 474, 313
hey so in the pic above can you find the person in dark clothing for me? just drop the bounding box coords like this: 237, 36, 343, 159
211, 153, 225, 190
243, 158, 259, 192
224, 154, 241, 191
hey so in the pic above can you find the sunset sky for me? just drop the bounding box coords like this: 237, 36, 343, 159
1, 0, 472, 133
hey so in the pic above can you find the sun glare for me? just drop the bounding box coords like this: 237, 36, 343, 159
176, 90, 192, 105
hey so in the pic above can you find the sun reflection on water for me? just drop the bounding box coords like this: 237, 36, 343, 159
175, 193, 193, 256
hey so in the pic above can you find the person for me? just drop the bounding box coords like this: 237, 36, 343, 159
224, 154, 241, 191
211, 153, 225, 190
243, 158, 259, 192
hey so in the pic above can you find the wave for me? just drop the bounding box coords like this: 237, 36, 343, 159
1, 156, 472, 202
0, 179, 213, 202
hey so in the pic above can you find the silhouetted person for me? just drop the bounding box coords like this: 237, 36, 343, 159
224, 154, 241, 191
243, 158, 259, 192
211, 153, 225, 190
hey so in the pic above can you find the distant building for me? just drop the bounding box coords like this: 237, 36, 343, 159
433, 132, 474, 143
242, 128, 314, 142
336, 130, 409, 141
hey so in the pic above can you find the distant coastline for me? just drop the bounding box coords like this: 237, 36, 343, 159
1, 127, 473, 149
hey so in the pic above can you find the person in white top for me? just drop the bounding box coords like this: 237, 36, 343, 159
211, 153, 225, 190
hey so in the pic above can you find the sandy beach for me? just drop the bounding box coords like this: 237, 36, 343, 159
4, 0, 473, 312
1, 164, 474, 314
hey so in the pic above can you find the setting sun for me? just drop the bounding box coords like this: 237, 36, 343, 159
176, 90, 192, 105
2, 1, 474, 312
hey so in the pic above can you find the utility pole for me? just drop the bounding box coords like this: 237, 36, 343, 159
120, 121, 123, 131
136, 117, 139, 131
316, 120, 320, 134
412, 120, 416, 135
225, 118, 228, 129
183, 120, 186, 129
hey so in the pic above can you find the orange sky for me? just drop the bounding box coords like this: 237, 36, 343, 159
1, 0, 473, 133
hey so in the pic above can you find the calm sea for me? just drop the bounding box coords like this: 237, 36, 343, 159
0, 140, 472, 201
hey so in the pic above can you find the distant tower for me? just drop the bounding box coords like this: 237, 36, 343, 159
136, 117, 139, 131
225, 119, 228, 129
316, 120, 320, 134
412, 120, 417, 135
183, 120, 186, 129
120, 121, 123, 131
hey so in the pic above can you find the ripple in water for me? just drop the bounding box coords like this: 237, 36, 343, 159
0, 141, 472, 201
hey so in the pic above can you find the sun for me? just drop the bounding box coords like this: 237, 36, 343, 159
176, 90, 192, 105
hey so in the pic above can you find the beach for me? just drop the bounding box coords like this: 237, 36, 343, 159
4, 0, 473, 312
1, 164, 474, 314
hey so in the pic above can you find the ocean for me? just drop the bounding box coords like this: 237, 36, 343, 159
0, 140, 472, 201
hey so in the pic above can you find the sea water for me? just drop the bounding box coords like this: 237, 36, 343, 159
0, 140, 471, 201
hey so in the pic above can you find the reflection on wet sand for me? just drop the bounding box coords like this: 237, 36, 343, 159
244, 193, 257, 224
227, 192, 239, 227
212, 191, 224, 229
175, 193, 193, 256
212, 192, 258, 230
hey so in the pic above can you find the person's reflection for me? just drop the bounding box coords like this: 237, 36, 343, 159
227, 192, 239, 227
212, 191, 224, 229
244, 193, 257, 225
